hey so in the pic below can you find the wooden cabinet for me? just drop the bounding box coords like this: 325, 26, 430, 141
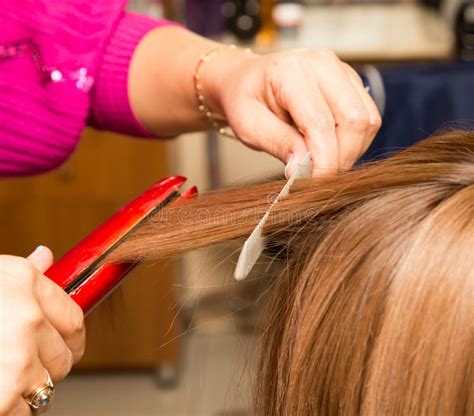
0, 129, 181, 371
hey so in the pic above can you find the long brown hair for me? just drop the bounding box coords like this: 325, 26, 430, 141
112, 130, 474, 415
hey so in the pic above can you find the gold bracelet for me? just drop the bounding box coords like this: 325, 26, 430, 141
194, 45, 252, 139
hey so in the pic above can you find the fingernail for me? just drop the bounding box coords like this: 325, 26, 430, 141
31, 245, 45, 255
284, 155, 295, 179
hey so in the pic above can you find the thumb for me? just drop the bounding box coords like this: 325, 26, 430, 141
27, 245, 54, 273
237, 105, 308, 178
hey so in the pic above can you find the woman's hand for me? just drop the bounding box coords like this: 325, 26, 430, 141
204, 48, 382, 177
0, 247, 85, 415
130, 28, 380, 176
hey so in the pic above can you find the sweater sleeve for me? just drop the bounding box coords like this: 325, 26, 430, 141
89, 12, 175, 137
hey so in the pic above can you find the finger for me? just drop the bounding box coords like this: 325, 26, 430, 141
4, 255, 85, 364
22, 358, 54, 409
1, 304, 69, 391
344, 64, 382, 156
233, 102, 308, 177
27, 245, 53, 273
0, 399, 31, 416
37, 320, 74, 382
313, 54, 371, 170
0, 378, 31, 416
34, 275, 85, 363
10, 402, 31, 416
0, 351, 49, 415
283, 81, 339, 175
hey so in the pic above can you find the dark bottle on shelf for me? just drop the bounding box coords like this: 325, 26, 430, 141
222, 0, 261, 40
455, 1, 474, 60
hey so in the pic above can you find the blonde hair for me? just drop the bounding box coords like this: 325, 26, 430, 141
112, 130, 474, 415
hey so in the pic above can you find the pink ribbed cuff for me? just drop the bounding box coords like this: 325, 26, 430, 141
90, 12, 174, 137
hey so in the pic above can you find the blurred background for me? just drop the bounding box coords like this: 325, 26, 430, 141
1, 0, 473, 415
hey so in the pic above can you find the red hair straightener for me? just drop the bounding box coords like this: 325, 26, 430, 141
44, 176, 196, 315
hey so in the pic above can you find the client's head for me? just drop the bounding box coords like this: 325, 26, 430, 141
112, 130, 474, 415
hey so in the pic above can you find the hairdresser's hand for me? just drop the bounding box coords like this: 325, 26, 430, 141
0, 247, 85, 415
205, 48, 382, 177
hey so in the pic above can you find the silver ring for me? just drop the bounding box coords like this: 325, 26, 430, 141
24, 369, 55, 414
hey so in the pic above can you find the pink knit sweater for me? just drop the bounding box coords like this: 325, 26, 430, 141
0, 0, 170, 176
